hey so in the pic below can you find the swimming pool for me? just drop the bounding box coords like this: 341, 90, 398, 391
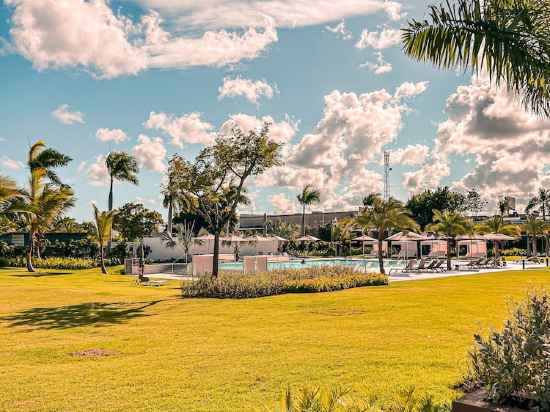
219, 258, 405, 273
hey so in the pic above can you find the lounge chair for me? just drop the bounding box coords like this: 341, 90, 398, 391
135, 275, 167, 287
390, 259, 417, 274
423, 260, 438, 271
465, 258, 483, 268
432, 260, 446, 272
409, 259, 427, 272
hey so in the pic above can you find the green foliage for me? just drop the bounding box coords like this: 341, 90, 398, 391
405, 187, 482, 229
3, 257, 97, 270
272, 386, 450, 412
182, 267, 388, 299
466, 291, 550, 408
402, 0, 550, 116
113, 202, 163, 242
500, 247, 527, 257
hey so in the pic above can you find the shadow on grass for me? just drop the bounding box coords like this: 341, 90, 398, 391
9, 272, 72, 278
1, 300, 163, 330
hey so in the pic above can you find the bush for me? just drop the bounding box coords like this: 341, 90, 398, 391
464, 291, 550, 409
3, 257, 97, 270
182, 266, 388, 299
500, 248, 527, 257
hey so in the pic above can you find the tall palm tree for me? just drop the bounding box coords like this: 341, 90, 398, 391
402, 0, 550, 116
0, 175, 19, 204
475, 215, 520, 258
105, 152, 139, 211
526, 188, 550, 254
92, 203, 116, 274
427, 209, 473, 270
355, 195, 419, 274
297, 185, 321, 236
523, 215, 547, 256
11, 141, 72, 272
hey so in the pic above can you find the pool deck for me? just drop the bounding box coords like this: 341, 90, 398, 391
144, 262, 547, 282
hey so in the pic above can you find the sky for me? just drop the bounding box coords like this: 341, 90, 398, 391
1, 0, 549, 223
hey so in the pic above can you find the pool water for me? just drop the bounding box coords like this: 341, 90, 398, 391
219, 258, 405, 273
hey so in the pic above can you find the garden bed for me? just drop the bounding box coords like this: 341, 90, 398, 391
181, 266, 388, 298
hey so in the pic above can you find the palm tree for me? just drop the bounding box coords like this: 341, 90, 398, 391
92, 203, 116, 274
475, 215, 520, 258
11, 141, 72, 272
297, 185, 321, 236
0, 175, 19, 204
355, 195, 419, 274
333, 217, 356, 256
427, 209, 473, 270
526, 188, 550, 254
105, 152, 139, 211
402, 0, 550, 116
523, 215, 547, 256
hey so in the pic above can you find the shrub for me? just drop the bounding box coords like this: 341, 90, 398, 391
182, 266, 388, 299
500, 248, 527, 257
3, 257, 97, 270
464, 291, 550, 409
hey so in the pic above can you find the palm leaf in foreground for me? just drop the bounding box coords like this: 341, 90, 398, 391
402, 0, 550, 116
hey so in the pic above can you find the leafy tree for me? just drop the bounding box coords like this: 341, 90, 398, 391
464, 189, 488, 216
113, 202, 163, 242
297, 185, 321, 236
105, 151, 139, 211
406, 187, 466, 229
475, 215, 520, 257
92, 204, 116, 274
355, 195, 419, 274
403, 0, 550, 116
173, 210, 208, 235
10, 141, 73, 272
268, 220, 300, 241
526, 188, 550, 254
333, 217, 356, 256
427, 210, 473, 270
169, 123, 282, 277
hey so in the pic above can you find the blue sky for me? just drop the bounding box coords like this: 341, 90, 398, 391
1, 0, 548, 222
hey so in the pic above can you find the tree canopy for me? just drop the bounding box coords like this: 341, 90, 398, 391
113, 202, 164, 242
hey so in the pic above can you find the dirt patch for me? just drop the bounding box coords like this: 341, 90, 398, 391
70, 348, 119, 358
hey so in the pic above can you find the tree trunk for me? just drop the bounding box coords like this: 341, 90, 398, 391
533, 237, 538, 256
212, 232, 220, 278
301, 204, 306, 236
167, 198, 173, 236
108, 177, 114, 211
26, 231, 35, 272
100, 245, 107, 274
446, 239, 452, 270
378, 236, 385, 275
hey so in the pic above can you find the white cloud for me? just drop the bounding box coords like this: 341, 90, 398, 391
1, 156, 24, 171
395, 81, 429, 99
77, 161, 87, 174
218, 76, 277, 105
87, 155, 109, 187
5, 1, 277, 79
270, 193, 297, 213
390, 144, 430, 166
144, 111, 215, 147
220, 114, 299, 144
96, 128, 128, 143
132, 134, 167, 173
360, 52, 392, 75
325, 21, 353, 40
403, 76, 550, 201
51, 104, 84, 125
355, 27, 401, 49
138, 0, 404, 29
256, 82, 426, 210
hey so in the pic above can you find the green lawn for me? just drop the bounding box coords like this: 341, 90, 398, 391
1, 267, 549, 411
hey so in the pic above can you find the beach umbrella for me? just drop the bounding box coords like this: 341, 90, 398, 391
353, 234, 376, 255
296, 235, 319, 242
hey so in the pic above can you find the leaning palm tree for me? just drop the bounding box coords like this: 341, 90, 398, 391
355, 195, 419, 274
10, 141, 72, 272
297, 185, 321, 236
402, 0, 550, 116
0, 175, 19, 204
475, 215, 520, 258
92, 203, 117, 274
427, 209, 473, 270
105, 151, 139, 211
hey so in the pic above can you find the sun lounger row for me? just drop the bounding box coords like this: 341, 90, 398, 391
462, 257, 505, 269
390, 259, 447, 274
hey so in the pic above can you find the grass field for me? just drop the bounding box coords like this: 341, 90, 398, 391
1, 267, 549, 411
